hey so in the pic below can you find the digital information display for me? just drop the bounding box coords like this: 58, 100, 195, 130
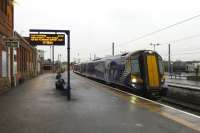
30, 34, 65, 46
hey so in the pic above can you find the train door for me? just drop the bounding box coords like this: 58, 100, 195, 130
104, 60, 111, 84
109, 61, 118, 82
138, 55, 145, 89
146, 54, 160, 88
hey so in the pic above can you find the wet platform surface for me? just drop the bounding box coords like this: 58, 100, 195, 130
0, 72, 199, 133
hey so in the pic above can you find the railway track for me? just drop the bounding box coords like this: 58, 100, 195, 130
161, 97, 200, 116
161, 83, 200, 116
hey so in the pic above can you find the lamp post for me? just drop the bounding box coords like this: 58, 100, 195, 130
150, 43, 160, 51
112, 42, 115, 56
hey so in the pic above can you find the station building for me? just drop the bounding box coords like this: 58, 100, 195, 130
0, 1, 39, 93
0, 30, 38, 92
0, 0, 14, 92
14, 32, 38, 85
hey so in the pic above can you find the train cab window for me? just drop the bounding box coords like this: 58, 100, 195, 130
158, 59, 164, 75
131, 59, 140, 74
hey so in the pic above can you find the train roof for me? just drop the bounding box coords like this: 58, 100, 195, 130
79, 50, 161, 64
98, 50, 158, 60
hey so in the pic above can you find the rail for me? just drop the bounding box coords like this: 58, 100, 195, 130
167, 83, 200, 91
166, 73, 187, 79
163, 83, 200, 112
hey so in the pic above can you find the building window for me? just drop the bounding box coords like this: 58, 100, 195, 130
2, 51, 7, 77
0, 0, 8, 14
0, 1, 2, 11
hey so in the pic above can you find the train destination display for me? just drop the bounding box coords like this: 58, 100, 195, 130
30, 34, 65, 45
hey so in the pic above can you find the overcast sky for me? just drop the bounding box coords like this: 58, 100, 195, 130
14, 0, 200, 62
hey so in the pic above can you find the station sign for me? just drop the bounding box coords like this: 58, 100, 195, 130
3, 38, 19, 48
30, 34, 65, 46
5, 41, 19, 48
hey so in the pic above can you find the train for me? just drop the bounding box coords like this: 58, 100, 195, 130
73, 50, 166, 98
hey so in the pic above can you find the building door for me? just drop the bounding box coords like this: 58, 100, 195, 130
13, 49, 17, 86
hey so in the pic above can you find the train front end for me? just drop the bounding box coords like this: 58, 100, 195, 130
129, 50, 165, 98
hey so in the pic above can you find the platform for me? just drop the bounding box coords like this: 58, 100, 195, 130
0, 72, 199, 133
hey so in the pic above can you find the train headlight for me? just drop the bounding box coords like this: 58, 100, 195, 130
132, 78, 137, 83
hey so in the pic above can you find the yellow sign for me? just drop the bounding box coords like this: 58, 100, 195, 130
30, 34, 65, 45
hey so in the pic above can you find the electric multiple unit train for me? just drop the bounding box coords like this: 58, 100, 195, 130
73, 50, 165, 97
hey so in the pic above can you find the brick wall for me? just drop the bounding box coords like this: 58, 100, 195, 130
0, 0, 14, 92
0, 38, 2, 77
14, 32, 38, 84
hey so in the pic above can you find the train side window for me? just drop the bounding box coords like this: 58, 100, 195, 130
131, 59, 140, 74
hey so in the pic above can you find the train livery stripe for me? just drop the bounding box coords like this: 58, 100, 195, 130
147, 55, 159, 87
